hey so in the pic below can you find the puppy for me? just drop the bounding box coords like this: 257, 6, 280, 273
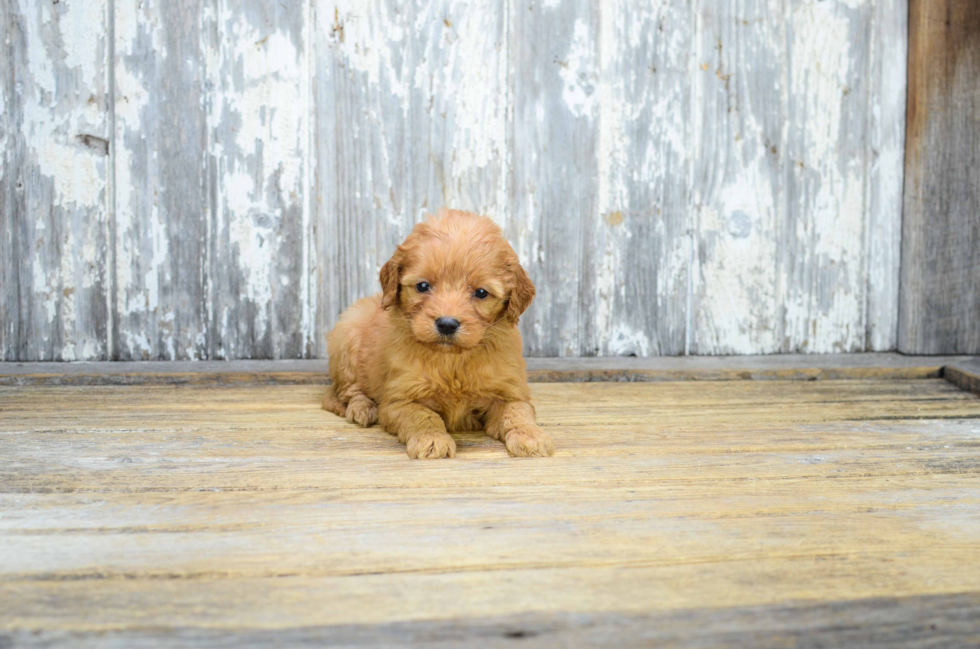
322, 209, 555, 459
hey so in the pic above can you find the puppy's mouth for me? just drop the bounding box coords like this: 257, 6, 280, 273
435, 335, 461, 348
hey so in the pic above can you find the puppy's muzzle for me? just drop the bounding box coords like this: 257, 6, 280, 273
436, 317, 460, 336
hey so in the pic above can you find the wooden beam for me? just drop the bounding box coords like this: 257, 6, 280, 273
3, 592, 980, 648
899, 0, 980, 354
945, 358, 980, 396
1, 354, 977, 387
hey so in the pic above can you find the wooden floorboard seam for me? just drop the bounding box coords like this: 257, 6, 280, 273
1, 354, 978, 389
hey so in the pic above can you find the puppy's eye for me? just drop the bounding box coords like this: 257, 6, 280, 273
415, 282, 430, 293
474, 288, 489, 299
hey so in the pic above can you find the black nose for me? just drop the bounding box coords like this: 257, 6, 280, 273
436, 317, 460, 336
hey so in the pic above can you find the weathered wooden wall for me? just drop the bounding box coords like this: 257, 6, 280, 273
899, 0, 980, 355
1, 0, 908, 360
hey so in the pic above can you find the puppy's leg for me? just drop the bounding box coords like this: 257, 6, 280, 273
379, 401, 456, 459
321, 384, 346, 417
485, 401, 554, 458
345, 391, 378, 427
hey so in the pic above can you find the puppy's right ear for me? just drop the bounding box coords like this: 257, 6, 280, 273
379, 249, 403, 309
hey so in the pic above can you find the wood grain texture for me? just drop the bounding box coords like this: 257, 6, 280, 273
2, 0, 910, 360
208, 0, 314, 360
691, 0, 907, 355
112, 0, 209, 361
4, 353, 978, 386
1, 380, 979, 644
509, 0, 596, 356
946, 358, 980, 397
4, 593, 979, 648
899, 0, 980, 354
315, 0, 509, 356
591, 0, 692, 356
865, 0, 907, 351
780, 0, 876, 354
3, 0, 111, 361
0, 0, 13, 360
690, 0, 784, 354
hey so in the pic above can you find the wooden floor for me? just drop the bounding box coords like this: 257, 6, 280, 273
2, 377, 980, 646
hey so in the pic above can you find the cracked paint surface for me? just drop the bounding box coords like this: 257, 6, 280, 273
2, 0, 907, 360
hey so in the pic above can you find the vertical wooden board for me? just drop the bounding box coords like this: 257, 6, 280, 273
314, 1, 508, 356
1, 0, 14, 359
899, 0, 980, 354
509, 0, 597, 357
406, 0, 509, 227
208, 0, 313, 359
315, 0, 417, 356
780, 0, 874, 353
864, 0, 907, 351
689, 0, 786, 355
592, 0, 692, 356
113, 0, 209, 360
4, 0, 110, 361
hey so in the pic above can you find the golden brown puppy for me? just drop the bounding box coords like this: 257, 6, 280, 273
322, 209, 554, 460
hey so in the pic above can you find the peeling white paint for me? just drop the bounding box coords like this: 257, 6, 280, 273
559, 19, 598, 120
5, 0, 909, 360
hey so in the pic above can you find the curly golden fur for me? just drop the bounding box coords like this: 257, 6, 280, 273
322, 209, 555, 459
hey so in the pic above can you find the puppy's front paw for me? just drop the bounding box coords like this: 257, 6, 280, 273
407, 431, 457, 460
505, 426, 554, 458
345, 395, 378, 427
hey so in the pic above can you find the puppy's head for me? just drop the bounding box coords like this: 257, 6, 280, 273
380, 209, 534, 351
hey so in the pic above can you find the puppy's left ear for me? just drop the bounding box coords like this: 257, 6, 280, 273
380, 248, 403, 309
506, 258, 535, 324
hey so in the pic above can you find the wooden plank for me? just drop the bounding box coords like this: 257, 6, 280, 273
2, 593, 979, 648
864, 0, 907, 351
4, 1, 913, 361
591, 0, 692, 356
207, 0, 313, 360
899, 0, 980, 354
112, 0, 209, 361
3, 354, 978, 386
691, 0, 906, 355
315, 1, 510, 356
780, 0, 879, 354
0, 0, 14, 359
946, 358, 980, 396
690, 0, 784, 355
315, 0, 415, 345
509, 0, 597, 356
405, 1, 509, 226
3, 0, 111, 361
0, 380, 979, 643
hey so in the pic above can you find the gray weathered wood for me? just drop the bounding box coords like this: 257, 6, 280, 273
112, 0, 209, 360
780, 0, 878, 354
2, 353, 977, 386
589, 0, 692, 356
315, 0, 417, 355
3, 593, 978, 648
865, 0, 907, 351
690, 0, 785, 354
0, 0, 14, 359
315, 0, 510, 357
3, 0, 111, 361
509, 0, 596, 356
899, 0, 980, 354
208, 0, 314, 360
2, 0, 912, 360
945, 358, 980, 397
691, 0, 906, 355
